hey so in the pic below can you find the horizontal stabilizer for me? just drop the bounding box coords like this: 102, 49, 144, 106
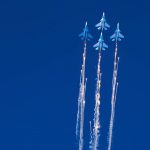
118, 38, 121, 41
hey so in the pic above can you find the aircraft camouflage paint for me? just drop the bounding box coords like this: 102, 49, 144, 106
93, 33, 108, 50
79, 22, 93, 41
110, 23, 124, 42
95, 12, 110, 31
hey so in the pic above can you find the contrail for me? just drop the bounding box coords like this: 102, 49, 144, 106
90, 13, 110, 149
108, 42, 119, 150
90, 50, 102, 150
76, 21, 92, 150
108, 22, 124, 150
76, 41, 87, 150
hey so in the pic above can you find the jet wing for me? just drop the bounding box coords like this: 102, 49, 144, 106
110, 34, 115, 39
88, 33, 93, 39
103, 42, 108, 48
79, 32, 84, 37
95, 22, 102, 28
105, 22, 110, 28
93, 42, 99, 48
119, 33, 124, 38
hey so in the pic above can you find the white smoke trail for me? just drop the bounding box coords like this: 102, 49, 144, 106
89, 121, 93, 147
108, 42, 119, 150
76, 42, 87, 150
90, 50, 102, 150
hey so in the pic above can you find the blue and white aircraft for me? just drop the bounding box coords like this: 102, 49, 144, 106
110, 23, 124, 42
79, 22, 92, 41
95, 12, 110, 31
93, 33, 108, 50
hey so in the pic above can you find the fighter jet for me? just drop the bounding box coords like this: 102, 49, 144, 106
79, 22, 92, 41
95, 12, 110, 31
110, 23, 124, 42
93, 33, 108, 50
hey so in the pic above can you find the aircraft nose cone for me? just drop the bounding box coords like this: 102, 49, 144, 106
117, 23, 119, 28
103, 12, 105, 16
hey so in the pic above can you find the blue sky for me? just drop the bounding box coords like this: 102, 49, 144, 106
0, 0, 149, 149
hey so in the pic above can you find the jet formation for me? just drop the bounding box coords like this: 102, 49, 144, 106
110, 23, 124, 42
95, 12, 110, 31
77, 13, 124, 150
79, 22, 93, 41
93, 33, 108, 51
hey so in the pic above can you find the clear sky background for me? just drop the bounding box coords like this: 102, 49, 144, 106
0, 0, 149, 150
